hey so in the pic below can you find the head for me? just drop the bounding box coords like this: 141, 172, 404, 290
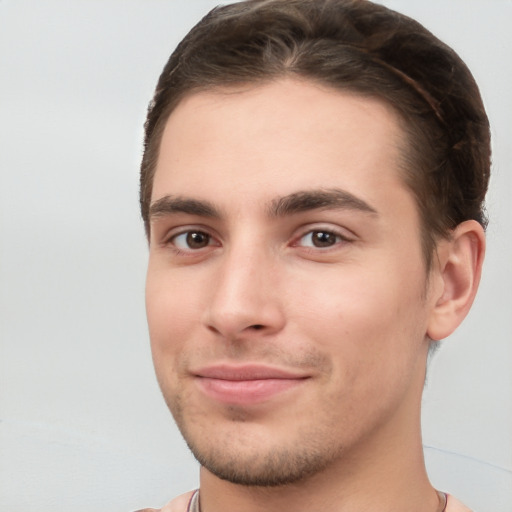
140, 0, 490, 269
142, 0, 489, 489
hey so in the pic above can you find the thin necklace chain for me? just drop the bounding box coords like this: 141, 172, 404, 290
437, 491, 448, 512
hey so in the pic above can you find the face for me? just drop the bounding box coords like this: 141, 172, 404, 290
146, 79, 436, 486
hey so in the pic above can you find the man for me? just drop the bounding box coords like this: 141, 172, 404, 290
138, 1, 490, 511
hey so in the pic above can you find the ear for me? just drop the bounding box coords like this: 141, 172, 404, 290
427, 220, 486, 341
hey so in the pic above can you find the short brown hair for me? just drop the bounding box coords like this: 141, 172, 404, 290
140, 0, 491, 267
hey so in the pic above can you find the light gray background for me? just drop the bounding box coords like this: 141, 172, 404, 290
0, 1, 510, 511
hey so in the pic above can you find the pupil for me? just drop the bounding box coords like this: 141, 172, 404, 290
313, 231, 335, 247
187, 231, 209, 248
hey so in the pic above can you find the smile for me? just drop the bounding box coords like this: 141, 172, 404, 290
193, 364, 309, 405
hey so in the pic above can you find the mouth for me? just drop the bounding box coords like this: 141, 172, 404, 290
193, 364, 310, 405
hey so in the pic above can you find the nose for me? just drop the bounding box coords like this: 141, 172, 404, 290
202, 243, 286, 340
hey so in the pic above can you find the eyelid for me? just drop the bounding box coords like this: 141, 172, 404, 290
172, 231, 213, 250
161, 225, 222, 251
161, 223, 211, 240
292, 223, 355, 243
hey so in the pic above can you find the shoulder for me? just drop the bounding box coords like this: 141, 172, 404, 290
445, 494, 473, 512
135, 490, 197, 512
161, 491, 197, 512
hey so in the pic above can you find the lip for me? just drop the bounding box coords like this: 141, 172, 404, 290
193, 364, 309, 405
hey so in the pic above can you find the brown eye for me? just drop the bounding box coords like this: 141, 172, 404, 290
311, 231, 337, 247
298, 230, 342, 248
187, 231, 210, 248
172, 231, 212, 249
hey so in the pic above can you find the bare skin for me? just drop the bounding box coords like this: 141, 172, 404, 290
146, 79, 485, 512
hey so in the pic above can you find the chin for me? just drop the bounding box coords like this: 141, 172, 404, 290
179, 416, 344, 487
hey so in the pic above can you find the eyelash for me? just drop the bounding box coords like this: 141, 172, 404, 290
165, 228, 219, 255
162, 225, 353, 256
292, 227, 353, 251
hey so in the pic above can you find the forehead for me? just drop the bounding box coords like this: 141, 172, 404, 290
152, 79, 409, 212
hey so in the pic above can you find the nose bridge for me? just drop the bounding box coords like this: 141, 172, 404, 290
204, 235, 284, 337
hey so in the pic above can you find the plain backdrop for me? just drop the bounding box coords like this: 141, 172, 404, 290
0, 1, 511, 511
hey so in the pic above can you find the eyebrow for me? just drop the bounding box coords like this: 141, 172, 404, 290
149, 195, 221, 220
148, 188, 378, 222
268, 188, 378, 217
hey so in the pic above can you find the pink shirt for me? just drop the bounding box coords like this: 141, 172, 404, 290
444, 494, 473, 512
139, 489, 473, 512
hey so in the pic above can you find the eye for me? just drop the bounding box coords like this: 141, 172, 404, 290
171, 230, 214, 250
297, 229, 346, 248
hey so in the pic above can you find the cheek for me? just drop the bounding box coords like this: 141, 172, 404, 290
145, 269, 197, 370
292, 263, 428, 379
300, 281, 427, 438
146, 282, 198, 411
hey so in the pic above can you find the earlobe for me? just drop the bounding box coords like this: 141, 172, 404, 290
427, 220, 486, 341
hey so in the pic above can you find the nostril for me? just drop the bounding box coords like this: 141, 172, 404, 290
251, 324, 264, 330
